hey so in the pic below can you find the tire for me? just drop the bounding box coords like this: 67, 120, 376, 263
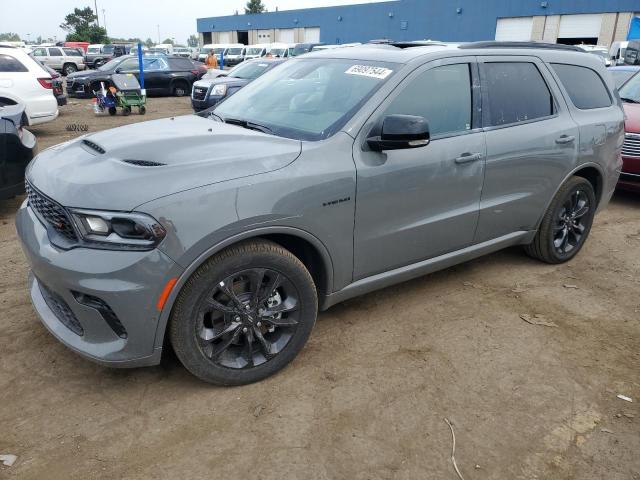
525, 176, 596, 264
63, 63, 77, 76
172, 81, 189, 97
108, 107, 117, 116
122, 106, 131, 116
139, 105, 146, 115
94, 59, 105, 68
169, 239, 318, 385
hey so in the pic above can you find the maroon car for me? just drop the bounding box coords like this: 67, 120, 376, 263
619, 73, 640, 192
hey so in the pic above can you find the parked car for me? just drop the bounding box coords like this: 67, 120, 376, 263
173, 47, 192, 58
35, 60, 67, 106
290, 43, 324, 56
16, 42, 622, 385
610, 41, 629, 66
244, 44, 269, 60
267, 43, 291, 58
576, 45, 611, 66
608, 65, 640, 89
0, 46, 58, 125
0, 103, 36, 199
85, 44, 127, 69
66, 55, 204, 98
30, 46, 86, 76
617, 73, 640, 192
224, 46, 246, 67
191, 58, 285, 111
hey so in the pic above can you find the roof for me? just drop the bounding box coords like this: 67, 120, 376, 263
608, 65, 640, 71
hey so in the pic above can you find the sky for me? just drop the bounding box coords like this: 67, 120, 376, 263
0, 0, 388, 44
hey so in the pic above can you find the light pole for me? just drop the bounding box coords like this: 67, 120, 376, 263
102, 9, 107, 32
94, 0, 100, 26
157, 25, 160, 44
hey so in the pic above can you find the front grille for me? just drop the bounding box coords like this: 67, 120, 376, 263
192, 87, 208, 101
25, 181, 78, 242
622, 133, 640, 158
39, 281, 84, 336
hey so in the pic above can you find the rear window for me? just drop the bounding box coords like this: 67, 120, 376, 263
484, 62, 555, 127
0, 54, 28, 72
551, 64, 612, 109
62, 48, 82, 56
168, 58, 194, 70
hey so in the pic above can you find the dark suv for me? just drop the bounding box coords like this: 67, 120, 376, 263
17, 42, 623, 385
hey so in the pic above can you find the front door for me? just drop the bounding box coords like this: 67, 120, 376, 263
353, 58, 486, 280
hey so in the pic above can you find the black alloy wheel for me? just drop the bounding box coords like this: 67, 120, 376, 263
553, 188, 590, 256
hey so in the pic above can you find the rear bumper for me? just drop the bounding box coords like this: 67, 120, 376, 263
16, 200, 184, 367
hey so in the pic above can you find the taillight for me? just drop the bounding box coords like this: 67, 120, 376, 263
37, 78, 53, 89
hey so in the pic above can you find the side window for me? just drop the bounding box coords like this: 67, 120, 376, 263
551, 63, 612, 110
144, 58, 169, 71
62, 48, 82, 57
32, 48, 47, 57
483, 62, 554, 127
118, 58, 139, 71
48, 48, 63, 57
0, 55, 28, 72
384, 63, 473, 137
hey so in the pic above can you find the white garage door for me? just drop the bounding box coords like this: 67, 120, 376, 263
558, 14, 602, 38
276, 29, 295, 43
257, 29, 273, 42
495, 17, 533, 41
304, 27, 321, 43
218, 31, 232, 44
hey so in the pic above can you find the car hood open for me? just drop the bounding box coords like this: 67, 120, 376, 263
26, 115, 302, 211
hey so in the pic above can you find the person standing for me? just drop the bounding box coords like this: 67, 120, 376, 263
206, 49, 219, 69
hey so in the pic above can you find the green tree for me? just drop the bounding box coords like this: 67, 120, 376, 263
0, 32, 21, 42
144, 38, 155, 48
162, 38, 175, 45
60, 7, 108, 43
245, 0, 265, 14
187, 35, 199, 47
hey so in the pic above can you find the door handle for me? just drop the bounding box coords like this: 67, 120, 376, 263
455, 152, 484, 164
555, 135, 576, 145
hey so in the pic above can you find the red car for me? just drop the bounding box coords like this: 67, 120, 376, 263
619, 73, 640, 192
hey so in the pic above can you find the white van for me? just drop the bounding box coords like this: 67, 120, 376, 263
610, 41, 629, 65
244, 43, 270, 60
198, 44, 243, 64
153, 43, 174, 55
266, 43, 291, 58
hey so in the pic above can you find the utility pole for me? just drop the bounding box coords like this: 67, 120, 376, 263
157, 25, 160, 44
94, 0, 100, 26
102, 9, 107, 33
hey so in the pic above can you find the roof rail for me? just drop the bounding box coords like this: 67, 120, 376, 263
368, 39, 448, 49
459, 41, 584, 52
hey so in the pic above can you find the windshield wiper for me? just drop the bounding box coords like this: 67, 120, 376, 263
621, 97, 639, 104
224, 117, 273, 134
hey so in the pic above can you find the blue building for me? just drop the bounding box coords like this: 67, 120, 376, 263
197, 0, 640, 47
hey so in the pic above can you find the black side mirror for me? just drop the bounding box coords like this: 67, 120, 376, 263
367, 114, 430, 151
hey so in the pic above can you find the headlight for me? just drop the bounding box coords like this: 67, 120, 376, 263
211, 84, 227, 96
70, 209, 166, 251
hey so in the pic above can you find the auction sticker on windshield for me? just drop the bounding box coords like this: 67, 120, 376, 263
345, 65, 393, 79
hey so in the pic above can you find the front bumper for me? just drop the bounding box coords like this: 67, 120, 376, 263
65, 79, 91, 98
191, 95, 224, 112
16, 200, 183, 367
617, 155, 640, 193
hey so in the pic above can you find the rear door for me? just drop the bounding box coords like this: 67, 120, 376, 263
31, 48, 49, 68
353, 57, 486, 279
474, 56, 579, 243
47, 47, 64, 70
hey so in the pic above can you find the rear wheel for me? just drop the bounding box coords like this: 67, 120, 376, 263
94, 59, 105, 68
108, 107, 117, 116
169, 240, 318, 385
63, 63, 77, 76
172, 81, 189, 97
122, 106, 131, 116
139, 105, 146, 115
525, 176, 596, 264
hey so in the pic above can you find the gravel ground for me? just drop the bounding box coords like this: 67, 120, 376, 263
0, 97, 639, 480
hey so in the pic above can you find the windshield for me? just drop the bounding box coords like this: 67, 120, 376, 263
214, 48, 225, 54
98, 57, 126, 71
619, 71, 640, 102
228, 61, 272, 80
246, 47, 264, 56
227, 48, 243, 55
214, 58, 396, 141
270, 48, 287, 57
611, 70, 637, 88
291, 45, 315, 56
103, 45, 115, 54
87, 47, 101, 54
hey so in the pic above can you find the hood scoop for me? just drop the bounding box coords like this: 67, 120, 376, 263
82, 139, 106, 155
121, 159, 166, 167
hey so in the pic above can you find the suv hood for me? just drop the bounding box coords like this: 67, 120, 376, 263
194, 76, 249, 89
27, 115, 302, 211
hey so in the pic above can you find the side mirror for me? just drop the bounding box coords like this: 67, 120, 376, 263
367, 114, 430, 151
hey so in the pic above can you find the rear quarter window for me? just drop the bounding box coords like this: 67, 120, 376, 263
0, 54, 28, 72
62, 48, 82, 56
551, 63, 612, 109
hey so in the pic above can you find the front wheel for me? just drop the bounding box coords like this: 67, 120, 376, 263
108, 107, 117, 116
525, 176, 596, 264
122, 106, 131, 116
139, 105, 146, 115
63, 63, 77, 76
169, 240, 318, 385
172, 82, 188, 97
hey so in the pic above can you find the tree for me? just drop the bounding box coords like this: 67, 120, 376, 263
187, 35, 199, 47
144, 38, 155, 48
162, 38, 175, 45
245, 0, 265, 14
60, 7, 108, 43
0, 32, 21, 42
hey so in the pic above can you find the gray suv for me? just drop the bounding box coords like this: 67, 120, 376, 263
16, 42, 623, 385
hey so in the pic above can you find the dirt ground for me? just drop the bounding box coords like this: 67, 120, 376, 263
0, 97, 639, 480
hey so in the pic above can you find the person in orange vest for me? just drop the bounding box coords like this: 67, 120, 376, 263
206, 49, 219, 69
